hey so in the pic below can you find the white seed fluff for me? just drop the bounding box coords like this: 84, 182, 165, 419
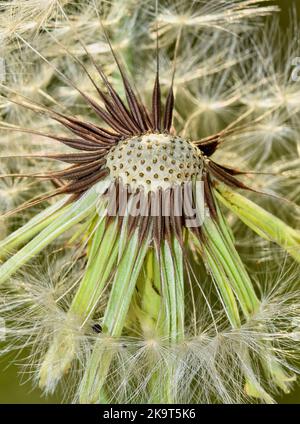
106, 133, 203, 191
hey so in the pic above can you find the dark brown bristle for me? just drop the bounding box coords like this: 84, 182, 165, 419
207, 161, 255, 192
163, 86, 174, 132
152, 73, 162, 132
197, 137, 220, 157
203, 172, 217, 220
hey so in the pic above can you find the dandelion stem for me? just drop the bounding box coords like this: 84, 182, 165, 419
203, 216, 259, 317
161, 238, 185, 343
0, 188, 99, 285
215, 184, 300, 263
69, 216, 118, 319
159, 237, 185, 402
39, 210, 119, 392
0, 198, 69, 261
80, 228, 152, 403
201, 242, 241, 327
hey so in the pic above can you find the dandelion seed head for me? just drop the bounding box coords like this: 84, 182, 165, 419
0, 160, 42, 213
0, 0, 300, 406
106, 133, 203, 191
222, 108, 299, 168
150, 0, 279, 46
0, 178, 30, 212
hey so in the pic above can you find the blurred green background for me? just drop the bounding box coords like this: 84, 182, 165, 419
0, 0, 299, 404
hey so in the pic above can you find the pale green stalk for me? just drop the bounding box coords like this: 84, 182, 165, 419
240, 348, 275, 404
135, 248, 163, 338
0, 180, 112, 285
39, 210, 120, 391
215, 183, 300, 262
155, 238, 185, 403
197, 187, 296, 399
0, 188, 99, 285
80, 228, 152, 403
0, 197, 70, 261
196, 228, 277, 400
40, 196, 142, 392
110, 236, 185, 403
203, 217, 259, 317
195, 182, 259, 320
202, 243, 241, 327
161, 238, 185, 343
129, 248, 164, 403
69, 216, 118, 319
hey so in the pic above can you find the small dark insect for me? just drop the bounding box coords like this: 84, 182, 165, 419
92, 323, 102, 334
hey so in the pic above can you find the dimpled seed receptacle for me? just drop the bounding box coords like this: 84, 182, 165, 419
106, 133, 204, 192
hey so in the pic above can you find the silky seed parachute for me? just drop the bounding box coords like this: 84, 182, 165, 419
0, 1, 300, 404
